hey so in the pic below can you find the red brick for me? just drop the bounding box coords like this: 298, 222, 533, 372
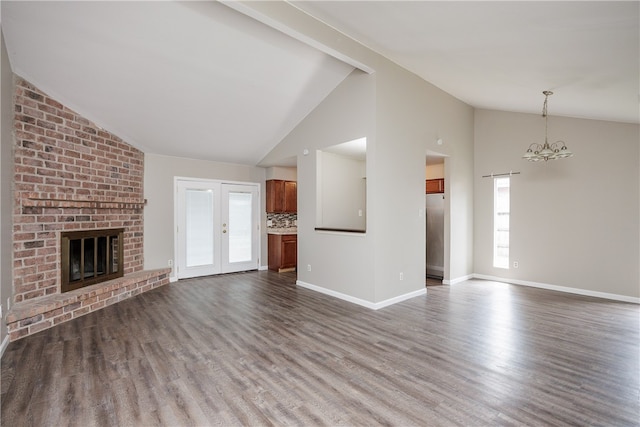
44, 97, 63, 109
14, 249, 37, 258
53, 313, 72, 325
44, 307, 64, 319
10, 328, 30, 341
29, 320, 53, 334
24, 124, 45, 136
104, 296, 119, 306
63, 302, 82, 312
18, 314, 43, 328
81, 296, 98, 307
72, 306, 91, 317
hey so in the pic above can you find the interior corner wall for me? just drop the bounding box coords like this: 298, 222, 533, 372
1, 28, 14, 346
245, 0, 474, 304
143, 154, 267, 278
371, 60, 474, 301
473, 109, 640, 298
263, 62, 474, 304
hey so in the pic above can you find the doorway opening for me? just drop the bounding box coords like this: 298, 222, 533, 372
426, 153, 447, 285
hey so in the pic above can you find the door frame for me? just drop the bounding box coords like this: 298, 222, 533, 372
174, 177, 261, 279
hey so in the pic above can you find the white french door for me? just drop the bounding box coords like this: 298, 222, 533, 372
176, 179, 259, 279
220, 184, 259, 272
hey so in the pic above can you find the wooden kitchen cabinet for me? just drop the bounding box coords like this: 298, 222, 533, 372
268, 234, 297, 272
266, 180, 297, 213
426, 178, 444, 194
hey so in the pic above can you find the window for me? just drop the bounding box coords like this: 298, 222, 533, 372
493, 177, 510, 269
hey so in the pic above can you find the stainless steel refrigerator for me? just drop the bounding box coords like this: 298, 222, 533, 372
426, 193, 444, 279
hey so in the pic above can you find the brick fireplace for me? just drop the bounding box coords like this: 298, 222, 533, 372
6, 77, 170, 341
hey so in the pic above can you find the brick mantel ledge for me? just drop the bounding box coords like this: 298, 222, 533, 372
6, 268, 171, 341
22, 195, 147, 210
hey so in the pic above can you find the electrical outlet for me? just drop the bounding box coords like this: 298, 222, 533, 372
399, 272, 404, 281
513, 261, 519, 269
358, 209, 363, 217
307, 264, 311, 272
168, 259, 173, 267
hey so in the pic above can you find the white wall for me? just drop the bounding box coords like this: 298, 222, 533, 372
262, 64, 474, 304
144, 154, 266, 277
246, 1, 474, 304
265, 166, 296, 181
474, 109, 640, 299
263, 69, 377, 302
371, 59, 474, 299
1, 29, 14, 349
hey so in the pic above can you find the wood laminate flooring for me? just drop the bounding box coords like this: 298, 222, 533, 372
2, 271, 638, 426
426, 277, 443, 287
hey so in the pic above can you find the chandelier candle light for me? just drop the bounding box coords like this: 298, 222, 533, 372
522, 90, 573, 162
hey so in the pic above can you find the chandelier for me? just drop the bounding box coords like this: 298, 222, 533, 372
522, 90, 573, 162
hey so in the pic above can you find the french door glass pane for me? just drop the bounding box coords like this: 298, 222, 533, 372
186, 189, 214, 267
228, 192, 252, 263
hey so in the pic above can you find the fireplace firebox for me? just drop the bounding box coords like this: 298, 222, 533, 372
61, 228, 124, 293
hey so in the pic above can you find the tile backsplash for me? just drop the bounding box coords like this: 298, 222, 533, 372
267, 213, 297, 228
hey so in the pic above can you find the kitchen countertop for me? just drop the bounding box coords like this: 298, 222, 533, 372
267, 227, 297, 235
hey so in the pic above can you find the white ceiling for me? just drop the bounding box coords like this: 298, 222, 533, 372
324, 137, 367, 160
293, 1, 639, 124
2, 1, 638, 167
1, 1, 354, 165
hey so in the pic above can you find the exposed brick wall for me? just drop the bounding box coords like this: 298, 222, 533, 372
12, 77, 145, 303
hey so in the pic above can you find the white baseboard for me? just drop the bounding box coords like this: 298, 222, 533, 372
259, 265, 268, 271
169, 274, 178, 283
473, 274, 640, 304
0, 334, 9, 359
296, 280, 426, 310
443, 274, 474, 285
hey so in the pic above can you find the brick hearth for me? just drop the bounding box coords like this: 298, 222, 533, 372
8, 77, 169, 341
6, 269, 170, 341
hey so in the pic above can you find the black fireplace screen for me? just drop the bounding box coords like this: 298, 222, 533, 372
61, 228, 124, 293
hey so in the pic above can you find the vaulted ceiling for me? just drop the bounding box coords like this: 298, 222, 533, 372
293, 1, 639, 125
1, 1, 354, 165
2, 1, 637, 166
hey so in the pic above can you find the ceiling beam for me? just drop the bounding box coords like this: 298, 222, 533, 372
221, 1, 377, 75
